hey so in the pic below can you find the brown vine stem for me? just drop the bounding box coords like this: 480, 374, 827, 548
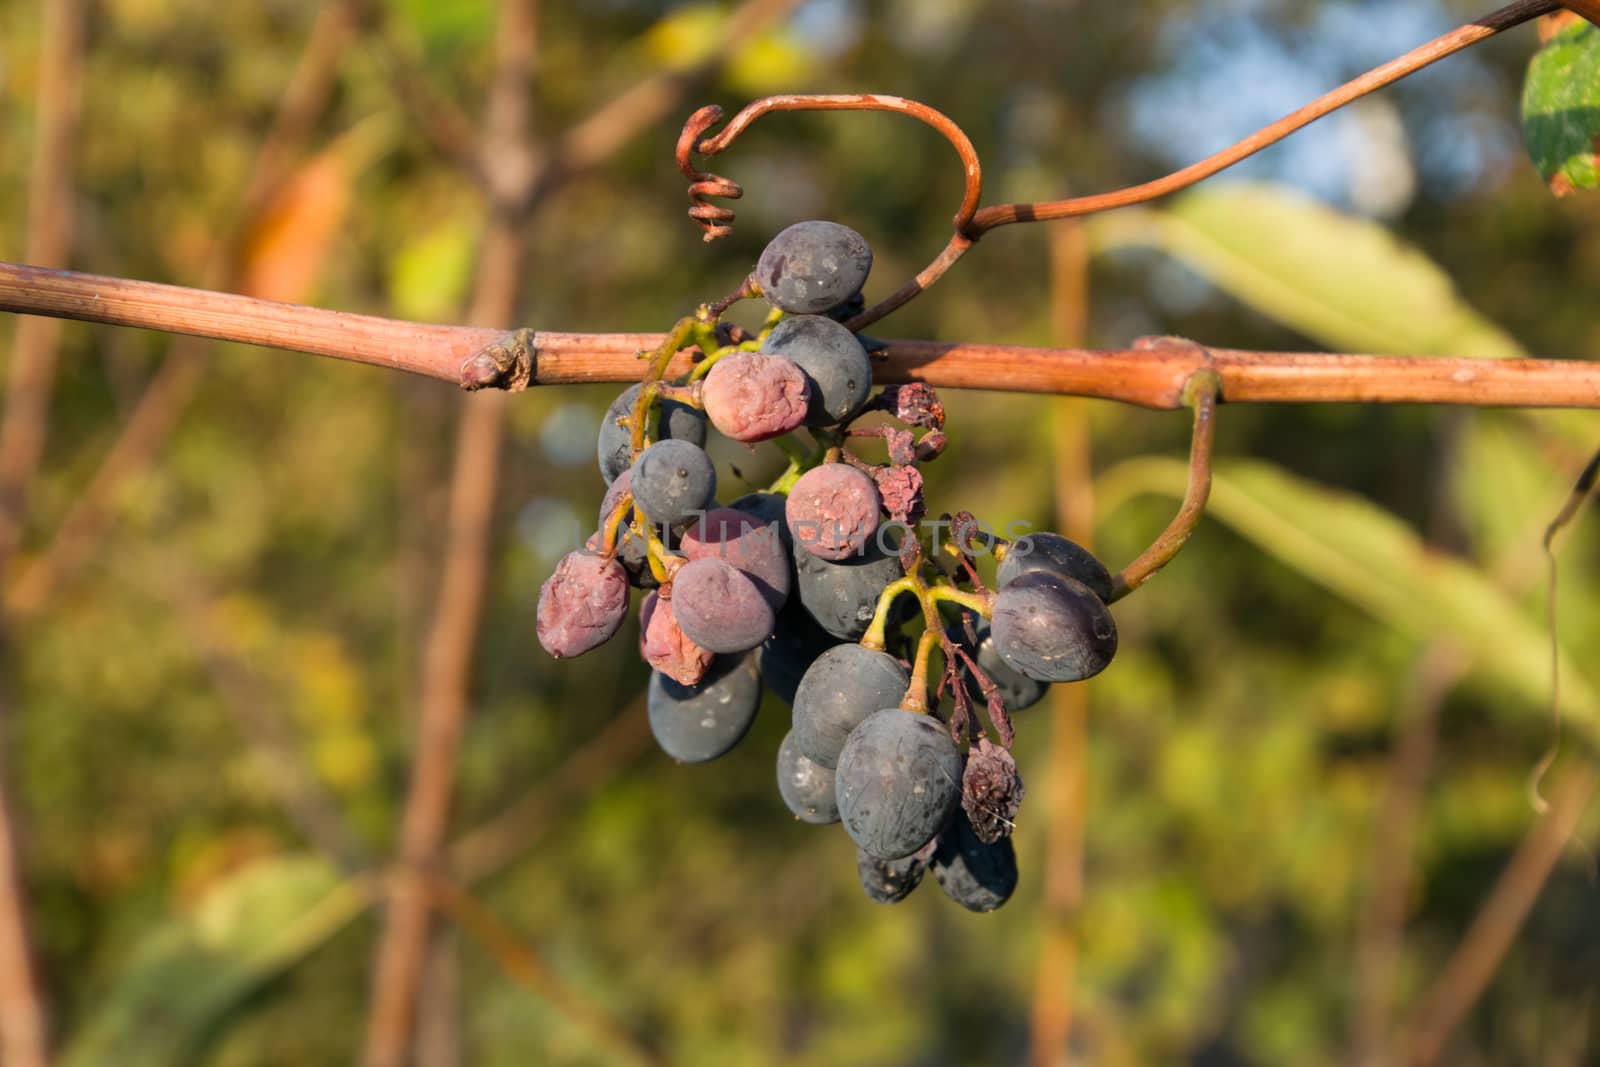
1402, 761, 1597, 1066
5, 263, 1600, 409
1028, 222, 1093, 1067
1559, 0, 1600, 25
1108, 366, 1219, 602
840, 0, 1558, 326
423, 876, 660, 1065
0, 2, 87, 1063
6, 2, 358, 623
359, 2, 537, 1063
1347, 643, 1467, 1067
972, 0, 1557, 232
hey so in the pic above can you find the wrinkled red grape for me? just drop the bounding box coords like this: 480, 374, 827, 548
640, 590, 713, 686
670, 557, 776, 654
702, 352, 810, 442
873, 464, 924, 525
680, 508, 790, 611
536, 550, 630, 658
787, 463, 882, 561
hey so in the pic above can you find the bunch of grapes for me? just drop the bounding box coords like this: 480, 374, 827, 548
537, 220, 1120, 912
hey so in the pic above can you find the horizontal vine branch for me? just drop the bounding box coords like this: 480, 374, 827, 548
4, 260, 1600, 409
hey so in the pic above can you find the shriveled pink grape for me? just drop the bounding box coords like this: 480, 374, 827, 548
874, 465, 925, 525
670, 557, 775, 653
640, 591, 713, 686
680, 508, 789, 611
880, 382, 945, 428
536, 551, 629, 658
787, 463, 882, 561
702, 352, 810, 442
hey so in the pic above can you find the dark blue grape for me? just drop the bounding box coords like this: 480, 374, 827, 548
597, 382, 707, 485
791, 644, 908, 769
825, 289, 866, 324
629, 439, 716, 528
755, 220, 873, 315
835, 708, 963, 860
760, 316, 872, 428
647, 651, 762, 763
759, 600, 842, 706
990, 571, 1117, 683
776, 730, 838, 824
998, 532, 1113, 603
857, 847, 926, 904
792, 531, 903, 640
931, 810, 1018, 912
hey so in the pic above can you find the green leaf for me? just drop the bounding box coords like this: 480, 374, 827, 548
388, 213, 480, 324
642, 3, 815, 91
62, 857, 369, 1067
1087, 183, 1528, 360
644, 3, 736, 69
1521, 19, 1600, 195
394, 0, 492, 55
1097, 457, 1600, 744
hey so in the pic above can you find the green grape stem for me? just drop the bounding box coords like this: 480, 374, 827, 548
597, 493, 634, 557
766, 460, 803, 495
899, 629, 940, 714
860, 575, 919, 652
929, 586, 994, 619
642, 522, 677, 585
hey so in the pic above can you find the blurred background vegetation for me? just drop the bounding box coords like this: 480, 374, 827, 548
1, 1, 1598, 1064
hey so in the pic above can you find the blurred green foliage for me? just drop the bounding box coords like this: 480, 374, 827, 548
1, 1, 1598, 1064
1522, 17, 1600, 195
